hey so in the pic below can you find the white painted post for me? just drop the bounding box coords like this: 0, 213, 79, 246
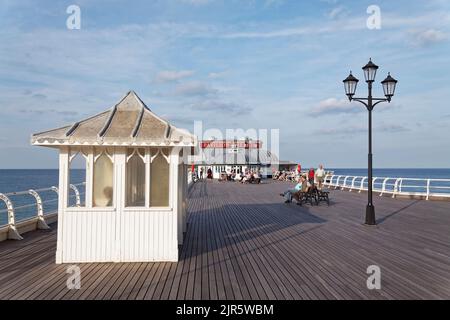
56, 147, 70, 263
335, 176, 342, 189
86, 147, 94, 208
359, 177, 367, 193
393, 178, 401, 198
0, 193, 23, 240
28, 189, 50, 230
145, 148, 150, 208
341, 176, 349, 190
323, 175, 330, 187
170, 147, 180, 260
182, 147, 190, 235
114, 148, 126, 262
329, 175, 335, 187
69, 184, 81, 207
426, 179, 431, 201
350, 176, 358, 192
380, 178, 389, 196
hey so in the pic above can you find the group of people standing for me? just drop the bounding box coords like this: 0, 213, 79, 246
196, 167, 212, 180
280, 164, 326, 203
307, 164, 326, 189
274, 164, 326, 189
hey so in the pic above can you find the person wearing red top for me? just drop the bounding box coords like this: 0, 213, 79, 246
308, 168, 315, 185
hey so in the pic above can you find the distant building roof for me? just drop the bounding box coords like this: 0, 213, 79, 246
31, 91, 196, 147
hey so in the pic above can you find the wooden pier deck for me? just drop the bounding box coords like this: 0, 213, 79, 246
0, 180, 449, 300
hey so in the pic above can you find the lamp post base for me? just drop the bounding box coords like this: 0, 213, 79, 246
365, 204, 376, 225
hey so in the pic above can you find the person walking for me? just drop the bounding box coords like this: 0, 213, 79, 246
315, 164, 326, 190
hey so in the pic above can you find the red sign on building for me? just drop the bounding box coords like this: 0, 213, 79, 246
200, 140, 261, 149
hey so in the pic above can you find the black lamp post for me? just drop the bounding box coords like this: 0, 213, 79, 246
343, 59, 398, 225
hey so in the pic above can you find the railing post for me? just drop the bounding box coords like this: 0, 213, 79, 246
323, 175, 329, 186
426, 179, 431, 201
359, 177, 367, 193
0, 193, 23, 240
335, 176, 342, 189
350, 176, 358, 192
380, 178, 389, 197
70, 184, 81, 207
28, 189, 50, 230
393, 178, 401, 198
328, 175, 335, 187
341, 176, 349, 190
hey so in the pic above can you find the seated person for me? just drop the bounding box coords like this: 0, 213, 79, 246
280, 177, 303, 203
272, 171, 280, 180
242, 172, 252, 183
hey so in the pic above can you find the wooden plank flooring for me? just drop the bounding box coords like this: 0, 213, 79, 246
0, 180, 449, 300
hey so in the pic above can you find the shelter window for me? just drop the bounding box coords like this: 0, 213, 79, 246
126, 148, 146, 207
93, 150, 114, 207
150, 148, 170, 207
68, 149, 87, 208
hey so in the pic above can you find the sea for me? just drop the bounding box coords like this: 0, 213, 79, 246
0, 169, 85, 225
1, 168, 450, 225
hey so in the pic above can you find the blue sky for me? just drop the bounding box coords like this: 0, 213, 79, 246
0, 0, 449, 168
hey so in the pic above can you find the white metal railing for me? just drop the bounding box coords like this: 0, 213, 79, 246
0, 182, 85, 240
323, 175, 450, 200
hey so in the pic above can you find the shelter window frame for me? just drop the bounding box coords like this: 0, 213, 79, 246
149, 148, 171, 208
92, 148, 115, 208
125, 148, 147, 208
68, 148, 88, 208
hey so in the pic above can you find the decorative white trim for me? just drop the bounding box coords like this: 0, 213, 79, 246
94, 149, 113, 162
32, 140, 195, 147
126, 148, 145, 163
150, 148, 170, 163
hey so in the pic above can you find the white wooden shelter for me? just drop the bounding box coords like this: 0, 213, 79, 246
31, 91, 196, 263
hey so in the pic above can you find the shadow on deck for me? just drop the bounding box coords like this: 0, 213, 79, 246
0, 180, 449, 300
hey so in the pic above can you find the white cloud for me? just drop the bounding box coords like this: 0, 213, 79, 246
222, 25, 325, 39
180, 0, 213, 5
208, 71, 227, 79
217, 11, 449, 40
309, 98, 361, 116
316, 123, 409, 136
190, 99, 251, 114
410, 29, 448, 46
327, 6, 347, 19
174, 81, 217, 96
309, 98, 399, 117
155, 70, 195, 83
